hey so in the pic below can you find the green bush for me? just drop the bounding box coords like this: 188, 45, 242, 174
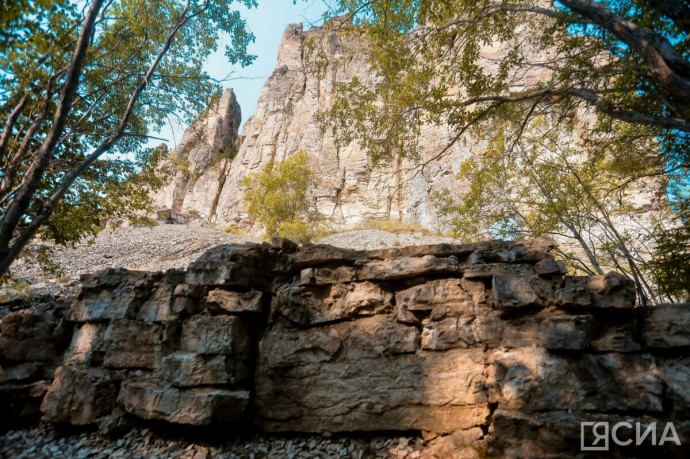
242, 152, 322, 242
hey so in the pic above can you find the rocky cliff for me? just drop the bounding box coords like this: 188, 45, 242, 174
152, 21, 481, 231
2, 239, 689, 457
150, 88, 241, 219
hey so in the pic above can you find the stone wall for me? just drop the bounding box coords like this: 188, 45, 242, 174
1, 239, 689, 457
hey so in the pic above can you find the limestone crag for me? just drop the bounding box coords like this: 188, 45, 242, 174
2, 239, 689, 457
151, 88, 241, 218
154, 21, 482, 230
150, 18, 665, 260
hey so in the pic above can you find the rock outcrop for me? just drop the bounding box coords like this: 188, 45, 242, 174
153, 21, 483, 230
151, 88, 241, 218
2, 239, 689, 457
0, 301, 72, 429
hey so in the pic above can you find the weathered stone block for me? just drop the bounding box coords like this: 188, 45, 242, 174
641, 304, 690, 348
173, 283, 205, 298
180, 315, 250, 356
468, 240, 551, 264
103, 320, 162, 369
344, 316, 419, 357
63, 323, 108, 365
501, 309, 592, 350
275, 282, 392, 325
119, 381, 249, 425
298, 266, 357, 285
186, 244, 278, 288
487, 348, 662, 412
41, 366, 118, 425
136, 272, 184, 321
0, 311, 61, 362
590, 322, 641, 352
463, 263, 535, 280
290, 245, 362, 269
492, 274, 554, 311
423, 429, 486, 459
78, 268, 157, 290
1, 362, 44, 382
534, 258, 567, 277
70, 288, 131, 322
395, 279, 484, 323
172, 295, 198, 315
358, 255, 461, 281
206, 289, 263, 314
161, 352, 248, 387
261, 316, 418, 370
421, 314, 503, 350
657, 356, 690, 415
256, 347, 488, 434
422, 318, 469, 350
70, 270, 156, 322
556, 272, 636, 309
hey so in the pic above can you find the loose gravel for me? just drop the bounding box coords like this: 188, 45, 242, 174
318, 229, 461, 251
0, 426, 426, 459
6, 225, 462, 292
8, 221, 255, 285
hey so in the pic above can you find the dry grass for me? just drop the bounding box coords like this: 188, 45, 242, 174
353, 217, 435, 235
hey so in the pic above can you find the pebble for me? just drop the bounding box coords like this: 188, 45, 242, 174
0, 425, 426, 459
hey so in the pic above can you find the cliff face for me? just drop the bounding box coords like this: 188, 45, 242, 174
151, 89, 241, 219
153, 22, 477, 230
151, 21, 662, 246
3, 240, 689, 457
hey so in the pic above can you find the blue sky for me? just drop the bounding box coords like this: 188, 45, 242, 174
156, 0, 331, 148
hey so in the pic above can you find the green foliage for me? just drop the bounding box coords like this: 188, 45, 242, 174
321, 1, 690, 166
319, 0, 690, 303
242, 151, 322, 242
0, 0, 257, 275
648, 202, 690, 301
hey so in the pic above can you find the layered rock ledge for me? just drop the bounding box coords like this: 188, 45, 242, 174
1, 239, 688, 458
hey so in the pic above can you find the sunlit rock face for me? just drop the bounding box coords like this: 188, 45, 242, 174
150, 88, 241, 218
151, 20, 665, 271
3, 239, 689, 457
153, 20, 483, 231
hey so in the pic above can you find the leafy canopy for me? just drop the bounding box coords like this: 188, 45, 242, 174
0, 0, 256, 276
321, 0, 690, 165
316, 0, 690, 302
434, 114, 677, 303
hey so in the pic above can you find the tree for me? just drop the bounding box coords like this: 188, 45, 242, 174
0, 0, 257, 277
434, 114, 678, 304
322, 0, 690, 162
647, 197, 690, 301
242, 151, 321, 242
317, 0, 689, 301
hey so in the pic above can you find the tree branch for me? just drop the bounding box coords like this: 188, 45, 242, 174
641, 0, 690, 35
0, 93, 28, 163
559, 0, 690, 100
0, 0, 203, 277
0, 0, 105, 262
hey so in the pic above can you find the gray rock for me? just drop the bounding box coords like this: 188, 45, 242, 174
119, 381, 249, 425
641, 303, 690, 348
42, 366, 118, 425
